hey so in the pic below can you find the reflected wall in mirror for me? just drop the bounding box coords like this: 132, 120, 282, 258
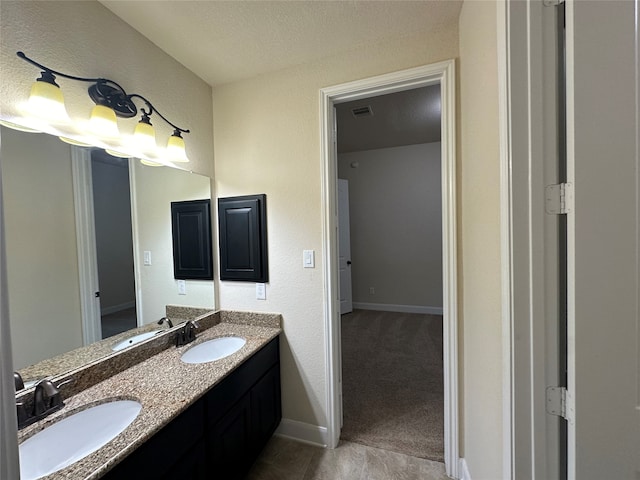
0, 125, 214, 379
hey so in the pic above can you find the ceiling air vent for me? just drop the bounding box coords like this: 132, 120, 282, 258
351, 105, 373, 118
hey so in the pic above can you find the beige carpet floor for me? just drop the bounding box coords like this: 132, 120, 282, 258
340, 309, 444, 462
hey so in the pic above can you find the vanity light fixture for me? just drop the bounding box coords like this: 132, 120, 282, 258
4, 51, 191, 164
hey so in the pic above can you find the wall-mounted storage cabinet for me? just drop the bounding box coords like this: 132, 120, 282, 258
171, 199, 213, 280
218, 194, 268, 282
102, 336, 281, 480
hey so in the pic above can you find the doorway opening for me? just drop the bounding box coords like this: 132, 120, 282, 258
90, 150, 137, 339
71, 147, 138, 344
320, 61, 458, 478
335, 86, 444, 462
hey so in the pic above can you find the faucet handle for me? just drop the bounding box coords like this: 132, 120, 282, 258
16, 401, 29, 426
14, 372, 24, 391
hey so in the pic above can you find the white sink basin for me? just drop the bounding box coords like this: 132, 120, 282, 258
112, 330, 160, 351
19, 399, 142, 480
181, 336, 246, 364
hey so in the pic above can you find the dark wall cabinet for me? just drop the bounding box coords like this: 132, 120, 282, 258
103, 337, 281, 480
171, 199, 214, 280
218, 194, 268, 282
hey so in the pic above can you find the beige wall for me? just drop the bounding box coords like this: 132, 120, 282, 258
0, 0, 215, 362
213, 29, 458, 428
131, 162, 214, 325
338, 143, 442, 310
0, 0, 214, 178
1, 127, 83, 370
459, 1, 504, 478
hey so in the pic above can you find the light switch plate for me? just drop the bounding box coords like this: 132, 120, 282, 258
143, 251, 152, 266
256, 283, 266, 300
177, 280, 186, 295
303, 250, 315, 268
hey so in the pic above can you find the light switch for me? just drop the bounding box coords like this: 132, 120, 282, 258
177, 280, 186, 295
143, 251, 152, 266
303, 250, 315, 268
256, 283, 266, 300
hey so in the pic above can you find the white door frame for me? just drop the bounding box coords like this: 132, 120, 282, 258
320, 60, 458, 477
71, 146, 102, 345
72, 149, 143, 344
498, 1, 571, 478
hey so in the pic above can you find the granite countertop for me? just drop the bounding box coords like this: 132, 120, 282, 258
17, 313, 282, 479
17, 305, 213, 384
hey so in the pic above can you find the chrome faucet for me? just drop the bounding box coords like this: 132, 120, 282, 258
157, 316, 174, 328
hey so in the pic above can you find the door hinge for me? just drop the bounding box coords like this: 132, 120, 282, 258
545, 182, 573, 214
543, 0, 565, 6
546, 386, 574, 424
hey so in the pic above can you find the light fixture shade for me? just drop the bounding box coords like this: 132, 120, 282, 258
26, 79, 69, 124
166, 131, 189, 163
105, 148, 131, 159
0, 118, 42, 133
140, 158, 163, 167
133, 119, 157, 154
59, 136, 94, 147
88, 104, 119, 138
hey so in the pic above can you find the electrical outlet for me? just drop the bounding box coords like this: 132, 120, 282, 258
177, 280, 186, 295
369, 287, 375, 295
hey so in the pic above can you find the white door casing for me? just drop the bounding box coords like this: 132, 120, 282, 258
498, 1, 564, 478
320, 60, 458, 477
338, 178, 353, 315
71, 146, 102, 345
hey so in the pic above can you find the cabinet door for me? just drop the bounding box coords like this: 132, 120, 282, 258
208, 395, 253, 480
250, 364, 282, 454
160, 439, 206, 480
101, 398, 204, 479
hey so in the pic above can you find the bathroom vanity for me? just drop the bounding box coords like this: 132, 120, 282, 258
102, 336, 281, 480
16, 310, 282, 479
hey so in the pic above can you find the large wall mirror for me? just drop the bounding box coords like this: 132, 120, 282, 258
1, 125, 214, 382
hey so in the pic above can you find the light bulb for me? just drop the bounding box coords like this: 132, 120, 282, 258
165, 131, 189, 163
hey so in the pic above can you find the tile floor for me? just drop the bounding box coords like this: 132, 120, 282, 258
246, 435, 448, 480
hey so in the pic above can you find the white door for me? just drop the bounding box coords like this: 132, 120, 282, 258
566, 1, 639, 478
338, 178, 353, 314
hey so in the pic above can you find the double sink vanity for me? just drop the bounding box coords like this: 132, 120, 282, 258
15, 308, 282, 480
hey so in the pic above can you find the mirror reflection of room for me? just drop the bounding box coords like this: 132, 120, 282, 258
0, 125, 213, 376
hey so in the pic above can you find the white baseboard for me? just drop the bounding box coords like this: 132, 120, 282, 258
275, 418, 327, 447
459, 458, 472, 480
352, 302, 443, 315
101, 301, 136, 316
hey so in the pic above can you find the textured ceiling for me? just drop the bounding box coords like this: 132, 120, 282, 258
336, 86, 441, 153
99, 0, 463, 87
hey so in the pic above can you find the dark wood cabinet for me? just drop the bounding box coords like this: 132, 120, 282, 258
218, 194, 268, 282
102, 336, 281, 479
